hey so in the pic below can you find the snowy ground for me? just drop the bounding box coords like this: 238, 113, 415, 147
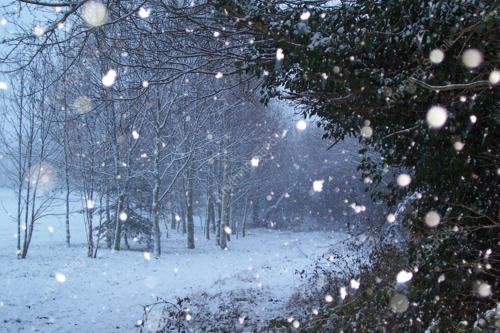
0, 188, 350, 332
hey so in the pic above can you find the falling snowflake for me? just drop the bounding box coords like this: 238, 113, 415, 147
489, 70, 500, 85
312, 180, 324, 192
424, 211, 440, 227
396, 270, 413, 283
429, 49, 445, 64
339, 287, 347, 300
74, 96, 92, 114
138, 7, 151, 18
474, 281, 492, 298
251, 157, 259, 167
55, 273, 66, 283
119, 212, 128, 221
396, 174, 411, 187
426, 105, 448, 129
360, 126, 373, 138
453, 141, 465, 151
82, 1, 107, 27
102, 69, 117, 87
33, 26, 45, 37
462, 49, 483, 68
276, 48, 285, 61
296, 120, 307, 130
390, 294, 409, 313
28, 162, 56, 191
300, 11, 311, 20
350, 278, 360, 289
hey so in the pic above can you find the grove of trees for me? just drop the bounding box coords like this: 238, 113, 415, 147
0, 0, 498, 331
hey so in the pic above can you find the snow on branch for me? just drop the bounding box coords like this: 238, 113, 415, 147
409, 77, 491, 92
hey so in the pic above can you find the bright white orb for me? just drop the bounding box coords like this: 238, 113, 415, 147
276, 48, 285, 61
215, 72, 223, 79
386, 214, 396, 223
296, 120, 307, 130
300, 11, 311, 20
55, 273, 66, 283
360, 126, 373, 138
453, 141, 465, 151
33, 26, 45, 37
102, 69, 117, 87
82, 1, 107, 27
396, 270, 413, 283
313, 180, 324, 192
476, 282, 492, 298
426, 105, 448, 129
138, 7, 151, 19
119, 212, 128, 221
429, 49, 445, 64
424, 211, 440, 227
0, 81, 7, 90
462, 49, 483, 68
350, 278, 360, 289
489, 70, 500, 85
397, 174, 411, 187
325, 294, 333, 302
339, 287, 347, 300
250, 157, 259, 167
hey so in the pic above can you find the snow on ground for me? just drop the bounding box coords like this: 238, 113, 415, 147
0, 188, 350, 332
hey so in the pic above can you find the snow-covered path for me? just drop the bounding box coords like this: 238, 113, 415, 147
0, 188, 345, 332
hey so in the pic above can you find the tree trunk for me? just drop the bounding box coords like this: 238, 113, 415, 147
242, 197, 248, 238
152, 129, 162, 257
206, 193, 214, 240
252, 199, 260, 227
171, 211, 176, 230
216, 197, 221, 246
187, 162, 195, 249
105, 188, 112, 249
113, 194, 124, 251
65, 165, 71, 247
220, 154, 230, 250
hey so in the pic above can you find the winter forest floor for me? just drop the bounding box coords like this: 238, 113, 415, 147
0, 188, 356, 332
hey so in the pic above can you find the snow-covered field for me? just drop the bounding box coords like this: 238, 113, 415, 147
0, 188, 349, 332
